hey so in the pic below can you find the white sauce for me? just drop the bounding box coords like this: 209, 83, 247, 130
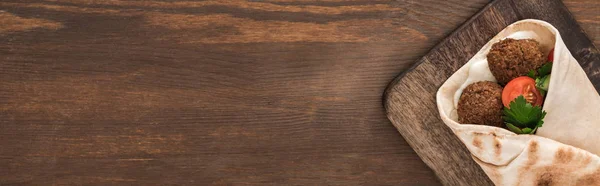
453, 58, 497, 107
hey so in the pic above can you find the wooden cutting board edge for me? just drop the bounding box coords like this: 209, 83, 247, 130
382, 0, 502, 185
382, 1, 504, 185
383, 0, 600, 185
383, 1, 500, 90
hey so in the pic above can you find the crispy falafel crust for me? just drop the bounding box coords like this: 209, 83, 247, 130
487, 39, 546, 85
457, 81, 504, 127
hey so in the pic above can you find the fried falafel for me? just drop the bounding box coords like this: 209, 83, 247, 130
487, 39, 546, 85
458, 81, 504, 127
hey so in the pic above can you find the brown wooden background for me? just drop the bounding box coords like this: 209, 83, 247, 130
0, 0, 598, 185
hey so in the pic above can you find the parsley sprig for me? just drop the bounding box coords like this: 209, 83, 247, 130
527, 63, 552, 78
503, 96, 547, 134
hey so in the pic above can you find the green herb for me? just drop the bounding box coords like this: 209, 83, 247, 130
537, 63, 552, 77
506, 123, 536, 134
527, 70, 537, 78
503, 96, 547, 134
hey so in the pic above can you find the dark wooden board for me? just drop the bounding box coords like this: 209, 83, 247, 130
1, 0, 599, 185
1, 0, 497, 185
384, 0, 600, 185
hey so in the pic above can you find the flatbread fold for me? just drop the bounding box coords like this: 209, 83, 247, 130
436, 19, 600, 185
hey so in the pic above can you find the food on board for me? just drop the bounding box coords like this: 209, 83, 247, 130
502, 95, 546, 134
456, 38, 553, 134
487, 39, 547, 85
457, 81, 504, 127
502, 76, 543, 107
436, 20, 600, 185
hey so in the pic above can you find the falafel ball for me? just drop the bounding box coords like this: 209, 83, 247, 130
457, 81, 504, 127
487, 38, 546, 85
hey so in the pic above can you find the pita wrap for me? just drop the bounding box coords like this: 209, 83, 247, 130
437, 19, 600, 185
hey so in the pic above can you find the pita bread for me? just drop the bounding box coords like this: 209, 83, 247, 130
436, 19, 600, 185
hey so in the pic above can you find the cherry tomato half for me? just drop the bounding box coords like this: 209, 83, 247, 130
548, 48, 554, 62
502, 76, 543, 107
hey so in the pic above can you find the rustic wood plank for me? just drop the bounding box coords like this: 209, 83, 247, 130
384, 0, 600, 185
1, 0, 598, 185
0, 0, 494, 185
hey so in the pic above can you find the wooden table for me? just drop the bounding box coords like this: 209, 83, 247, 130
0, 0, 598, 185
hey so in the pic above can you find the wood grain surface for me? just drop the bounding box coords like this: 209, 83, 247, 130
384, 0, 600, 185
0, 0, 598, 185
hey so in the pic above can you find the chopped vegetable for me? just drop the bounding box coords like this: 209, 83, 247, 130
524, 62, 551, 98
532, 62, 551, 96
537, 63, 552, 77
502, 76, 543, 107
536, 74, 551, 91
503, 96, 547, 134
527, 70, 537, 78
548, 48, 554, 62
527, 63, 552, 78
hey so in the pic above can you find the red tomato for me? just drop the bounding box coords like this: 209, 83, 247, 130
548, 48, 554, 62
502, 76, 543, 107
